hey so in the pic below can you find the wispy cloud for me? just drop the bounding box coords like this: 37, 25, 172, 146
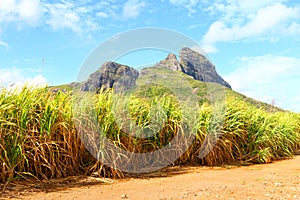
168, 0, 199, 16
224, 54, 300, 111
44, 1, 99, 34
202, 2, 300, 53
122, 0, 146, 20
96, 12, 109, 18
0, 40, 8, 48
45, 2, 82, 34
187, 23, 204, 30
0, 0, 149, 36
225, 55, 300, 90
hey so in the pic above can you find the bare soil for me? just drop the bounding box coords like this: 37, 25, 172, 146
2, 155, 300, 200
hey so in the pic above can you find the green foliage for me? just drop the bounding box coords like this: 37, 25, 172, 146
0, 83, 299, 187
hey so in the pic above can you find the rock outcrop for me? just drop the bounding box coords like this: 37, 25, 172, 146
154, 53, 183, 71
150, 47, 231, 89
179, 47, 231, 88
81, 61, 139, 92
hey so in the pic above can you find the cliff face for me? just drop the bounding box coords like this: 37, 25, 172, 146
80, 47, 231, 92
81, 61, 139, 92
152, 47, 231, 89
179, 47, 231, 89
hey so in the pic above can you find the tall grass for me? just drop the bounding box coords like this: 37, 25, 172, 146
1, 88, 81, 184
0, 86, 299, 186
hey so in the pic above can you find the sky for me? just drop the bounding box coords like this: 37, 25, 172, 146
0, 0, 300, 112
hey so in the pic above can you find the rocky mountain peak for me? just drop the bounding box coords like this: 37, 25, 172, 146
153, 53, 183, 71
166, 53, 177, 61
81, 61, 139, 92
179, 47, 231, 89
151, 48, 231, 89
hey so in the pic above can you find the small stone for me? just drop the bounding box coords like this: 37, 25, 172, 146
121, 194, 128, 199
181, 192, 188, 199
275, 182, 282, 187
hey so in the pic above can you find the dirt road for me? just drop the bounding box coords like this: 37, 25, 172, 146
2, 156, 300, 200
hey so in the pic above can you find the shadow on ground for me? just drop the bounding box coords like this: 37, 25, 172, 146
0, 165, 196, 199
2, 153, 299, 199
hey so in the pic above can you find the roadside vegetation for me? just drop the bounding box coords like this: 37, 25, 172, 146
1, 80, 299, 187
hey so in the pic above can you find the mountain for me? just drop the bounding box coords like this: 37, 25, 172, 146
81, 61, 139, 92
150, 47, 231, 88
77, 47, 231, 92
179, 47, 231, 88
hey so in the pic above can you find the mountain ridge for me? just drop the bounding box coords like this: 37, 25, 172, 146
78, 47, 231, 92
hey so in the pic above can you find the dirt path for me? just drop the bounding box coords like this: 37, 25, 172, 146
2, 156, 300, 200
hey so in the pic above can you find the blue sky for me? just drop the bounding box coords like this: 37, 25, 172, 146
0, 0, 300, 112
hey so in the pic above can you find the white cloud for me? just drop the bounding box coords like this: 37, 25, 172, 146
96, 12, 109, 18
168, 0, 199, 16
0, 67, 23, 87
21, 74, 47, 87
0, 0, 100, 35
18, 0, 44, 25
224, 55, 300, 112
187, 23, 203, 30
44, 1, 99, 34
8, 74, 47, 92
225, 55, 300, 89
202, 2, 300, 53
45, 2, 82, 34
0, 0, 44, 26
122, 0, 146, 20
0, 40, 8, 48
0, 67, 47, 89
206, 0, 288, 15
286, 22, 300, 35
